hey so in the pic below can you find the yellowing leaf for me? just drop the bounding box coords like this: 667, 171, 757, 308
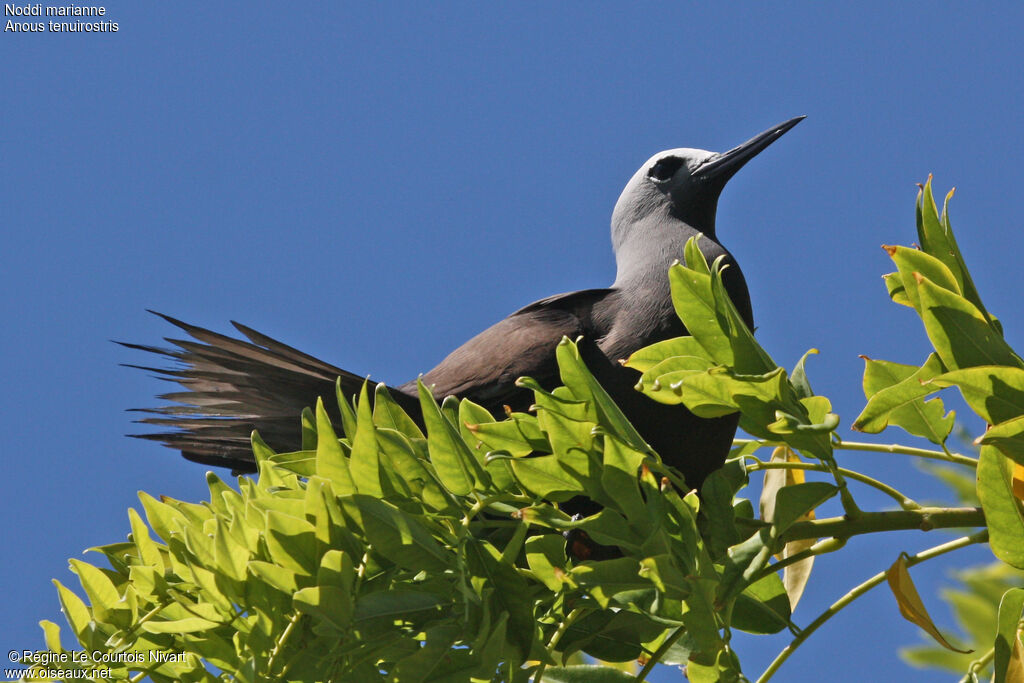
886, 554, 972, 653
759, 447, 816, 611
1006, 637, 1024, 683
1014, 464, 1024, 503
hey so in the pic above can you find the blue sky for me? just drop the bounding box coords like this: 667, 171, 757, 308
3, 3, 1023, 681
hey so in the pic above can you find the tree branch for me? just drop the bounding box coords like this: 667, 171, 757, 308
781, 507, 985, 543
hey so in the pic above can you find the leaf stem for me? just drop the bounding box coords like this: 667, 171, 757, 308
266, 610, 302, 679
833, 438, 978, 467
757, 530, 988, 683
958, 645, 996, 683
733, 438, 978, 467
535, 607, 585, 682
745, 458, 922, 510
748, 537, 847, 585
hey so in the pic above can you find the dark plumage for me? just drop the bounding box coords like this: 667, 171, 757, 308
125, 117, 803, 491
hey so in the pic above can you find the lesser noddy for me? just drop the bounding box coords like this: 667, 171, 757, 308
125, 116, 804, 492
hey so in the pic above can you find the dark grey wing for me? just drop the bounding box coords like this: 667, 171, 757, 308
402, 288, 615, 412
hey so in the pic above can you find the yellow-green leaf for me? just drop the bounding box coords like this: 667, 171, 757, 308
931, 366, 1024, 425
915, 275, 1020, 371
349, 382, 383, 497
315, 397, 356, 494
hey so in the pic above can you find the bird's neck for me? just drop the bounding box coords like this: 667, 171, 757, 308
611, 212, 719, 290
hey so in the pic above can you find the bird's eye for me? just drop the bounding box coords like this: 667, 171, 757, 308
647, 156, 684, 182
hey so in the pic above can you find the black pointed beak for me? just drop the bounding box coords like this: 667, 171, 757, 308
695, 115, 805, 182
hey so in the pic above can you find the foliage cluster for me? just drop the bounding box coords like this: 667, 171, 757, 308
21, 180, 1024, 682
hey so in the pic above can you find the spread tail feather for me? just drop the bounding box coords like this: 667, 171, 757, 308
121, 311, 400, 472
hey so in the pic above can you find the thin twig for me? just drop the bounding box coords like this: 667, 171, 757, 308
635, 626, 688, 681
757, 530, 988, 683
745, 457, 922, 510
733, 438, 978, 467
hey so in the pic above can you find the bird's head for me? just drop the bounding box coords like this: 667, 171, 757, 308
611, 116, 805, 245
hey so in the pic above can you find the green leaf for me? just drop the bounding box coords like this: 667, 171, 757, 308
141, 616, 221, 634
917, 179, 993, 323
213, 518, 249, 583
978, 446, 1024, 569
623, 335, 712, 372
529, 665, 636, 682
314, 397, 356, 494
722, 529, 774, 599
570, 557, 648, 608
300, 406, 317, 450
885, 243, 961, 312
464, 416, 543, 458
509, 453, 588, 501
560, 610, 665, 663
471, 613, 509, 680
417, 379, 487, 495
127, 507, 164, 569
699, 466, 744, 559
52, 579, 93, 646
265, 510, 318, 576
854, 353, 952, 444
317, 549, 356, 592
467, 419, 534, 458
600, 436, 647, 522
536, 401, 598, 473
790, 348, 818, 400
994, 588, 1024, 683
708, 257, 777, 375
681, 576, 723, 653
633, 355, 716, 404
576, 509, 642, 553
391, 624, 461, 683
39, 620, 63, 653
464, 539, 538, 661
138, 490, 186, 543
732, 572, 791, 634
669, 257, 733, 367
335, 377, 358, 439
348, 495, 450, 572
769, 482, 838, 534
980, 416, 1024, 466
247, 560, 298, 594
250, 429, 277, 469
524, 534, 566, 592
68, 559, 121, 625
914, 274, 1020, 371
555, 338, 651, 454
931, 366, 1024, 425
684, 232, 713, 275
686, 647, 743, 683
349, 381, 383, 497
638, 554, 690, 599
267, 449, 318, 477
373, 382, 423, 439
884, 271, 912, 307
304, 476, 364, 559
293, 586, 353, 631
519, 377, 594, 423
